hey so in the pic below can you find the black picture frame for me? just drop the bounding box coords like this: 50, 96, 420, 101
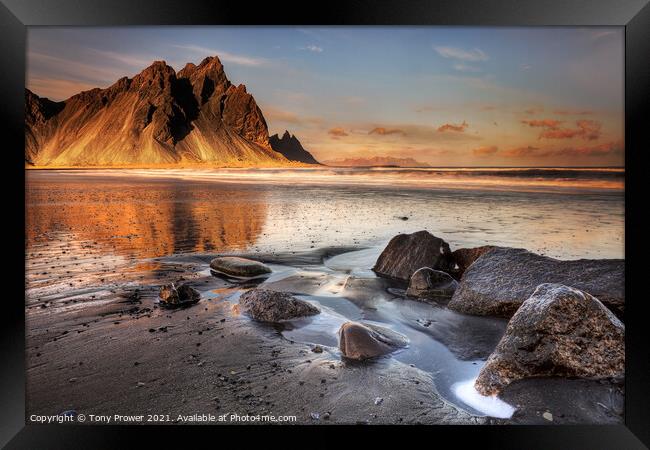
2, 0, 649, 448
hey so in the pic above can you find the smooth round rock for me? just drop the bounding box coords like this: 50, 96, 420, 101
210, 256, 272, 277
338, 321, 408, 361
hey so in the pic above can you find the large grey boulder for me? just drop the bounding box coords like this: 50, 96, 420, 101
239, 289, 319, 322
406, 267, 458, 302
448, 247, 624, 318
158, 283, 201, 308
338, 321, 409, 360
210, 256, 272, 277
475, 284, 625, 396
373, 231, 454, 282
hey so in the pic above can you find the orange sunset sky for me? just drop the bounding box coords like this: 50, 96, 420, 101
27, 27, 624, 167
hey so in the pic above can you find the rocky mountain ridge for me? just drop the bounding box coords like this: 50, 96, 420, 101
25, 56, 317, 167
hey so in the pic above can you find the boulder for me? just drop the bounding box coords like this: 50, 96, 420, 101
450, 245, 497, 278
448, 247, 624, 318
406, 267, 459, 302
475, 284, 625, 396
338, 321, 409, 360
373, 231, 454, 282
210, 256, 272, 277
158, 283, 201, 308
239, 289, 319, 322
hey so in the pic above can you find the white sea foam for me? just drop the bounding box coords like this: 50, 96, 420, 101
453, 378, 516, 419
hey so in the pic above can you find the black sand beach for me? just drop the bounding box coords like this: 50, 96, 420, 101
25, 168, 625, 424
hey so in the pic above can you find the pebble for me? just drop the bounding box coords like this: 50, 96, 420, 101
542, 411, 553, 421
310, 412, 320, 420
311, 345, 323, 353
374, 397, 384, 405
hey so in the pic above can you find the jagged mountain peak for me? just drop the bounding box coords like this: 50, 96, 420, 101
269, 130, 319, 165
25, 56, 316, 168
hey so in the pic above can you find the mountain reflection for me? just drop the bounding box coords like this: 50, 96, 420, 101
26, 177, 268, 259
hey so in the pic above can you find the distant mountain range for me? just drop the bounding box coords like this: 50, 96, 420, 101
25, 56, 319, 167
322, 156, 430, 167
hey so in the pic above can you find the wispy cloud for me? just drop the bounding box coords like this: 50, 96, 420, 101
368, 127, 406, 136
437, 121, 468, 133
500, 145, 539, 157
538, 120, 602, 141
553, 108, 594, 116
302, 45, 323, 53
27, 77, 100, 101
263, 106, 323, 127
433, 46, 488, 62
500, 141, 622, 158
173, 44, 267, 66
453, 63, 482, 73
87, 49, 154, 68
328, 127, 349, 138
521, 119, 562, 129
473, 145, 498, 156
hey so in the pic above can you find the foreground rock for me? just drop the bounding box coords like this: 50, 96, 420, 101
239, 289, 319, 322
406, 268, 458, 302
210, 256, 272, 277
450, 245, 496, 278
448, 247, 624, 318
475, 284, 625, 396
373, 231, 454, 282
158, 283, 201, 308
338, 321, 409, 360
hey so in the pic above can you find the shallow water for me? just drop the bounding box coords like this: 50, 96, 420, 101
25, 169, 625, 418
247, 248, 509, 417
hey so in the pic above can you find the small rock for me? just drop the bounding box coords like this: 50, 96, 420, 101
310, 412, 320, 420
311, 345, 323, 353
158, 283, 201, 308
210, 256, 271, 278
374, 397, 384, 405
239, 289, 320, 323
137, 382, 145, 387
406, 267, 458, 302
338, 321, 408, 361
542, 411, 553, 421
450, 245, 497, 278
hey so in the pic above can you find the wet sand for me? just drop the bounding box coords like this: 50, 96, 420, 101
25, 169, 624, 424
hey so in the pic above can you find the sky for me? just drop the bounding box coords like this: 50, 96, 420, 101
27, 27, 624, 167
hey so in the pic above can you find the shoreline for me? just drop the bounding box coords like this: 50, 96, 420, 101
25, 245, 624, 424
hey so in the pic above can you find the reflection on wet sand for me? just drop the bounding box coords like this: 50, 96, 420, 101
26, 179, 268, 260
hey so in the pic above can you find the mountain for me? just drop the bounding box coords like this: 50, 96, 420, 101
322, 156, 431, 167
269, 130, 319, 165
25, 57, 309, 167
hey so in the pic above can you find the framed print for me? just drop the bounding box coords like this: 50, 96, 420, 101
1, 0, 649, 448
